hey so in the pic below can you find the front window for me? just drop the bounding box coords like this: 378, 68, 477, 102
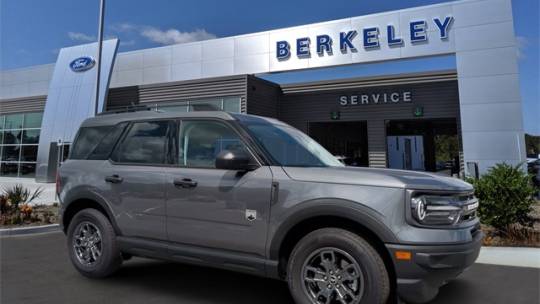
237, 117, 343, 167
178, 120, 251, 168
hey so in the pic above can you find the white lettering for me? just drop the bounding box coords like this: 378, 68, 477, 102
403, 91, 412, 102
350, 95, 358, 105
340, 96, 348, 106
372, 94, 380, 103
361, 95, 369, 104
391, 93, 399, 102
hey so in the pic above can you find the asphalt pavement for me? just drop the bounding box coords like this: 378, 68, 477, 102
1, 231, 538, 304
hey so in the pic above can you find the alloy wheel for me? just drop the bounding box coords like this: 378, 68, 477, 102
301, 247, 365, 304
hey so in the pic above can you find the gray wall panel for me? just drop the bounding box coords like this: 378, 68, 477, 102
137, 75, 248, 104
246, 76, 281, 117
0, 96, 47, 114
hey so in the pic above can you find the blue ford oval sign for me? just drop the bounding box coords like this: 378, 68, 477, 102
69, 56, 96, 72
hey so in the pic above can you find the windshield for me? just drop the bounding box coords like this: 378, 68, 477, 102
239, 119, 343, 167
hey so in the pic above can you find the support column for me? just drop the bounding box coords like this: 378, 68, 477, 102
367, 119, 387, 168
454, 0, 526, 174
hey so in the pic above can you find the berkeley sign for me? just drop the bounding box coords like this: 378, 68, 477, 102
276, 16, 453, 60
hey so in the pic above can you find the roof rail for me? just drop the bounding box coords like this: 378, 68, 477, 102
96, 104, 159, 116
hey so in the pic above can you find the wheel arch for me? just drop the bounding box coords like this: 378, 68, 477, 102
62, 192, 120, 235
269, 200, 398, 283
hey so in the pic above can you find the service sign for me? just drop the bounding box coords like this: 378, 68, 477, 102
69, 56, 96, 72
340, 91, 412, 106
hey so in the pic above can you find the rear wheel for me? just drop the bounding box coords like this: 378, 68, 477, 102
287, 228, 390, 304
67, 208, 122, 278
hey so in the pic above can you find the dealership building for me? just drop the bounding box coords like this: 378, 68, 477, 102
0, 0, 526, 185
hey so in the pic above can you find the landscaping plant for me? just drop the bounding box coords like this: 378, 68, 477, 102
467, 163, 536, 232
0, 184, 43, 225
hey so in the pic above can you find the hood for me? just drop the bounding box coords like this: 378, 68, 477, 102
282, 166, 473, 192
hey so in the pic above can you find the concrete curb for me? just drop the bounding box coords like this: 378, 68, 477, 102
0, 224, 60, 236
477, 246, 540, 268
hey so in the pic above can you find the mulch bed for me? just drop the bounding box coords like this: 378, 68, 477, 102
0, 204, 59, 228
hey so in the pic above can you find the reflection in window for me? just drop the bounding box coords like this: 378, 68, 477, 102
113, 121, 170, 164
0, 112, 43, 177
178, 121, 249, 168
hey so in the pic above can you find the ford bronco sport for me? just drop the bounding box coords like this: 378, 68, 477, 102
58, 110, 482, 304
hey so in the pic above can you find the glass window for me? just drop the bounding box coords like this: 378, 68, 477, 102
112, 121, 170, 164
178, 120, 249, 168
4, 114, 23, 129
223, 97, 241, 113
23, 112, 43, 129
1, 145, 20, 162
156, 96, 242, 113
19, 163, 36, 177
0, 163, 19, 177
0, 111, 43, 178
87, 123, 127, 160
21, 145, 38, 162
3, 130, 22, 145
189, 99, 222, 112
236, 116, 343, 167
160, 104, 188, 112
70, 126, 113, 160
22, 129, 40, 144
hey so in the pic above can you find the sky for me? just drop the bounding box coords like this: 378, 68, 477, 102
1, 0, 538, 134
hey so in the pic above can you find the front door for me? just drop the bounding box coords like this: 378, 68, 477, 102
164, 120, 272, 257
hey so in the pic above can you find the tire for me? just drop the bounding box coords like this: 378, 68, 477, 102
67, 208, 122, 278
287, 228, 390, 304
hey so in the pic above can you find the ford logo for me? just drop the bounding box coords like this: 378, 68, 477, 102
69, 56, 96, 72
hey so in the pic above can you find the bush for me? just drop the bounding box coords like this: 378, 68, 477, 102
0, 184, 43, 225
467, 163, 536, 231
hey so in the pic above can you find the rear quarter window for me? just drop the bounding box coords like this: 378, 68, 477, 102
70, 123, 127, 160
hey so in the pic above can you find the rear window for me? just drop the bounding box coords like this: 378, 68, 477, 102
111, 120, 171, 164
70, 123, 126, 160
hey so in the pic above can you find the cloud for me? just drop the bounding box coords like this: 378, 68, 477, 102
140, 27, 216, 45
68, 31, 95, 42
110, 23, 137, 33
516, 36, 528, 60
108, 23, 217, 46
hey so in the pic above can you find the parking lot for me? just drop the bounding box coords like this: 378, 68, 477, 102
1, 231, 538, 304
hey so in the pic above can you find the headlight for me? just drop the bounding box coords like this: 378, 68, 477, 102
410, 194, 478, 226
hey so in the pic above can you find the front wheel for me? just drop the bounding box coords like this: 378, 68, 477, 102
67, 208, 122, 278
287, 228, 390, 304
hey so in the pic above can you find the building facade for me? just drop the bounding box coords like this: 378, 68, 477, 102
0, 0, 526, 182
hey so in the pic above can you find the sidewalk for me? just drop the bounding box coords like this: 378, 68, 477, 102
477, 246, 540, 268
0, 177, 56, 205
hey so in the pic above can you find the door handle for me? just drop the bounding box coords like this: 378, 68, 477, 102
105, 175, 123, 184
173, 178, 198, 189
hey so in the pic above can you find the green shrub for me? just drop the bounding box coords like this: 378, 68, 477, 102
467, 163, 536, 231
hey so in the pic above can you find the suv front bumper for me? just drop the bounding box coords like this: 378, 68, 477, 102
386, 229, 483, 303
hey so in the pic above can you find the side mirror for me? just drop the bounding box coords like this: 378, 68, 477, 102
215, 150, 257, 171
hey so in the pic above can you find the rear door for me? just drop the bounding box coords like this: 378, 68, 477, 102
163, 119, 273, 257
105, 119, 175, 241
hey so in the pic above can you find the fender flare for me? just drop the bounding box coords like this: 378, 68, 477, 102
62, 187, 122, 235
268, 198, 398, 260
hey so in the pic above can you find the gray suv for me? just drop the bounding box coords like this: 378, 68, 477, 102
58, 110, 482, 304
